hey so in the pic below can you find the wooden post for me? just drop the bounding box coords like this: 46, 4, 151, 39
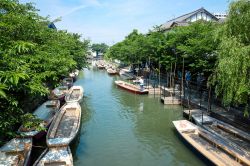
207, 86, 212, 113
181, 57, 185, 107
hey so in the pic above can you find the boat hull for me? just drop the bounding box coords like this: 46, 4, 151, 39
18, 100, 60, 139
107, 69, 118, 75
108, 72, 118, 75
65, 86, 84, 103
49, 86, 68, 102
173, 120, 249, 166
115, 81, 148, 94
33, 147, 73, 166
63, 78, 74, 89
46, 102, 81, 147
0, 138, 33, 166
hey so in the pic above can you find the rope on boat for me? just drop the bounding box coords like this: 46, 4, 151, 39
32, 145, 46, 148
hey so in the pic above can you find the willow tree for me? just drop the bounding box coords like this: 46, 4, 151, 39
213, 0, 250, 116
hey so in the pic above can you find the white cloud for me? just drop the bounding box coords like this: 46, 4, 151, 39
103, 0, 154, 17
60, 5, 87, 18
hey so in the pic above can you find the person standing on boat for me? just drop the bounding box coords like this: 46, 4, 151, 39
139, 77, 144, 91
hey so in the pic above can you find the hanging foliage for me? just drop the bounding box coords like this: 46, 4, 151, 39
212, 0, 250, 116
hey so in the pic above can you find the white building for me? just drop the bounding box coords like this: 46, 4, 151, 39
161, 8, 219, 31
213, 13, 228, 19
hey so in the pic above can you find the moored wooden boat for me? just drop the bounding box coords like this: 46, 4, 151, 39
119, 69, 135, 80
105, 64, 111, 70
47, 102, 81, 147
65, 86, 84, 103
97, 64, 105, 69
18, 100, 60, 139
173, 120, 249, 166
33, 147, 73, 166
191, 113, 214, 125
0, 138, 32, 166
107, 68, 118, 75
49, 86, 68, 102
69, 70, 79, 82
115, 80, 148, 94
62, 77, 73, 88
192, 114, 250, 159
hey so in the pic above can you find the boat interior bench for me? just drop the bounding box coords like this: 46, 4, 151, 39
198, 128, 250, 166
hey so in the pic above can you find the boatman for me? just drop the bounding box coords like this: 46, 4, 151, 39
139, 77, 144, 91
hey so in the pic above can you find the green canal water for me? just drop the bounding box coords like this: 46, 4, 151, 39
72, 68, 206, 166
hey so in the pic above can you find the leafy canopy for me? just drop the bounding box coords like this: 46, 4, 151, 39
0, 0, 89, 139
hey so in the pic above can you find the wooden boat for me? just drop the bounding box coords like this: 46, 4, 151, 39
119, 69, 135, 80
107, 68, 118, 75
183, 109, 202, 118
115, 80, 148, 94
97, 64, 105, 69
65, 86, 84, 103
69, 69, 79, 82
192, 114, 250, 160
191, 114, 215, 125
173, 120, 250, 166
18, 100, 60, 139
0, 138, 32, 166
62, 77, 73, 88
47, 102, 81, 147
49, 86, 68, 101
33, 147, 73, 166
105, 64, 111, 70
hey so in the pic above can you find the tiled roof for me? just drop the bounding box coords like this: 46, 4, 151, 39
161, 8, 218, 30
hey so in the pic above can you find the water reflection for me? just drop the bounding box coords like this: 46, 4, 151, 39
73, 68, 206, 166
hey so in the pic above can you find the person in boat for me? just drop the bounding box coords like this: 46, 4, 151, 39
139, 77, 144, 91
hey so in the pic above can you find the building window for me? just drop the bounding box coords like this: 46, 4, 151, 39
191, 15, 196, 22
202, 13, 207, 20
207, 15, 211, 21
197, 12, 202, 20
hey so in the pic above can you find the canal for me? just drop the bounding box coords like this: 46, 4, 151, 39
72, 68, 206, 166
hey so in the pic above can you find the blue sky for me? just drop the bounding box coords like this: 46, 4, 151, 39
20, 0, 229, 45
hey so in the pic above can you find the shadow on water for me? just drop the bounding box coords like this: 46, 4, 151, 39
71, 96, 92, 161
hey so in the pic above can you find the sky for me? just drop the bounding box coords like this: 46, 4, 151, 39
19, 0, 229, 45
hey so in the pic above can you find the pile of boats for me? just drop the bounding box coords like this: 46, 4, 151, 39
173, 113, 250, 166
95, 60, 105, 69
0, 71, 84, 166
95, 60, 119, 75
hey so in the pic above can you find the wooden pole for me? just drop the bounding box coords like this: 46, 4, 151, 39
159, 60, 161, 96
207, 86, 211, 113
182, 57, 184, 98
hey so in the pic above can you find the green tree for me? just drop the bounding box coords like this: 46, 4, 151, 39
0, 0, 89, 140
166, 21, 219, 75
91, 43, 109, 56
212, 0, 250, 116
